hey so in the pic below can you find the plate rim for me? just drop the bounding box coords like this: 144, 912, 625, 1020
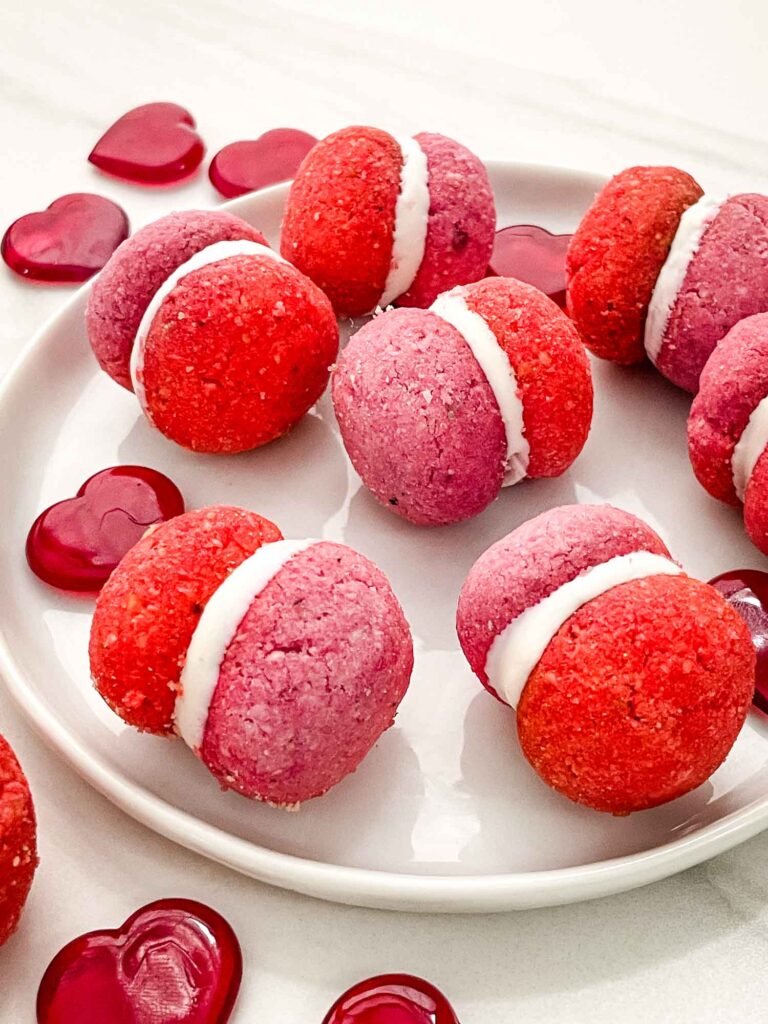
3, 159, 767, 912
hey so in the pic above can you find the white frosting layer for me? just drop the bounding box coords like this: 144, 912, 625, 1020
733, 395, 768, 501
379, 135, 430, 308
486, 551, 682, 709
174, 538, 316, 752
129, 239, 284, 418
644, 195, 724, 365
430, 288, 529, 486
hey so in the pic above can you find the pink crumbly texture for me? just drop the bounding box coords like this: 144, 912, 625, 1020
656, 194, 768, 393
688, 313, 768, 505
456, 504, 670, 700
200, 541, 414, 806
86, 210, 266, 389
396, 133, 496, 308
332, 308, 507, 526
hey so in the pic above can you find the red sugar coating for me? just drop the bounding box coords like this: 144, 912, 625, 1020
86, 210, 266, 390
517, 574, 755, 814
463, 277, 593, 478
396, 132, 495, 309
201, 541, 414, 806
280, 126, 401, 316
688, 313, 768, 505
656, 194, 768, 393
566, 166, 703, 364
456, 504, 669, 696
89, 506, 282, 735
140, 254, 338, 453
332, 308, 507, 526
0, 735, 37, 946
744, 447, 768, 555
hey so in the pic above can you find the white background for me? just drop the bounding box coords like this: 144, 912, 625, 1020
3, 1, 768, 1020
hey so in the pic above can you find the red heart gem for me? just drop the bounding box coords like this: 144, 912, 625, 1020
37, 899, 241, 1024
322, 974, 460, 1024
710, 568, 768, 715
26, 465, 184, 592
489, 223, 572, 309
2, 194, 129, 284
89, 102, 205, 185
209, 128, 317, 198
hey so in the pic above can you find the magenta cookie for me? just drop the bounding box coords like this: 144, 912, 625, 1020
688, 312, 768, 553
86, 211, 339, 454
566, 166, 703, 365
332, 277, 592, 526
456, 504, 754, 814
87, 210, 267, 389
646, 193, 768, 392
92, 513, 414, 807
280, 126, 495, 316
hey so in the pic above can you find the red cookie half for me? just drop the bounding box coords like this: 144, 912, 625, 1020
90, 506, 282, 735
0, 735, 37, 946
566, 166, 703, 364
136, 250, 338, 453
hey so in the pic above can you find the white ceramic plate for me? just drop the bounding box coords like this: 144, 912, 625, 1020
2, 161, 768, 913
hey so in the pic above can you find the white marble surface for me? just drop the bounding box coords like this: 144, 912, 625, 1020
3, 0, 768, 1019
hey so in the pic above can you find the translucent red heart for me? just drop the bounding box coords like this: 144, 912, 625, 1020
36, 899, 241, 1024
709, 568, 768, 714
209, 128, 317, 198
89, 102, 205, 185
489, 223, 572, 308
2, 194, 129, 284
322, 974, 460, 1024
26, 466, 184, 592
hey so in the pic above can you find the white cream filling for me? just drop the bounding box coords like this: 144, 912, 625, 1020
430, 288, 529, 486
732, 396, 768, 501
129, 239, 285, 418
644, 195, 724, 365
378, 135, 430, 308
485, 551, 683, 709
174, 538, 316, 752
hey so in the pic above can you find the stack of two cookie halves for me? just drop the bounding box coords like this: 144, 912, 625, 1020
457, 503, 755, 815
89, 506, 415, 808
566, 166, 768, 553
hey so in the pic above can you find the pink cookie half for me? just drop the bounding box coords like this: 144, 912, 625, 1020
655, 194, 768, 393
396, 132, 496, 309
86, 210, 267, 389
456, 504, 670, 698
688, 313, 768, 505
200, 541, 414, 806
333, 307, 507, 526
